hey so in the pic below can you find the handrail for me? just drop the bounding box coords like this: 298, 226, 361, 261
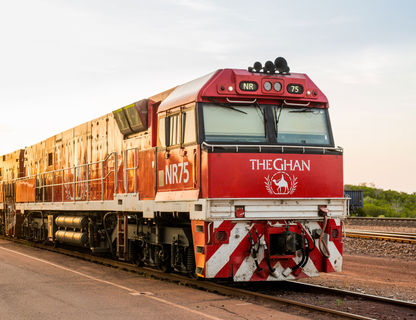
226, 98, 257, 104
201, 142, 343, 153
283, 100, 311, 107
124, 148, 139, 194
6, 152, 118, 203
13, 152, 118, 180
35, 175, 113, 189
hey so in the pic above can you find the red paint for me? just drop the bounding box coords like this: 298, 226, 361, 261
205, 220, 236, 261
235, 206, 245, 218
203, 153, 343, 199
199, 69, 328, 105
204, 220, 342, 281
326, 219, 343, 255
156, 145, 200, 194
215, 231, 253, 278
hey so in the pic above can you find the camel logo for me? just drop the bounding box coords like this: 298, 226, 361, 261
264, 172, 298, 195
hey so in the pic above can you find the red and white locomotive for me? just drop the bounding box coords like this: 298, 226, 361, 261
0, 57, 347, 281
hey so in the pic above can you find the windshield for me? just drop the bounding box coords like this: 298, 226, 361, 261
203, 103, 267, 143
202, 103, 332, 146
274, 106, 330, 146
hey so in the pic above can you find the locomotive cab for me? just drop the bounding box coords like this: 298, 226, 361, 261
155, 102, 200, 200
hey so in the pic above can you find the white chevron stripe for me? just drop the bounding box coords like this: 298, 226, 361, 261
207, 220, 342, 281
328, 240, 342, 272
234, 235, 265, 281
308, 221, 342, 272
268, 261, 294, 280
205, 223, 250, 278
299, 252, 320, 277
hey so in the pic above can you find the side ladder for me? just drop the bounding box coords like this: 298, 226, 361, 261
116, 212, 128, 260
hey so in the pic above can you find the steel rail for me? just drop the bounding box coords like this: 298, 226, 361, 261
0, 235, 377, 320
348, 217, 416, 222
287, 281, 416, 309
346, 230, 416, 237
345, 230, 416, 244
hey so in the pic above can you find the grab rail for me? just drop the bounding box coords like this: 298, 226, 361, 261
201, 142, 343, 153
124, 148, 139, 194
6, 152, 119, 203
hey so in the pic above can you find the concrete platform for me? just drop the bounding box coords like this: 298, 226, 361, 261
0, 239, 305, 320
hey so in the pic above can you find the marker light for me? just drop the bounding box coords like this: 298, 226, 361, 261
228, 86, 233, 91
274, 82, 282, 92
263, 81, 272, 91
216, 231, 228, 242
235, 206, 245, 218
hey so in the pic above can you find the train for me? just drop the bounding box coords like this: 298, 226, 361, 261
344, 190, 364, 212
0, 57, 348, 281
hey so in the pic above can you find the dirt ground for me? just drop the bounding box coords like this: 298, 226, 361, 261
300, 252, 416, 303
299, 221, 416, 303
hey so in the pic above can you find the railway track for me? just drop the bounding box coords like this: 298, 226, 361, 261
1, 235, 416, 319
345, 229, 416, 244
347, 217, 416, 222
240, 281, 416, 320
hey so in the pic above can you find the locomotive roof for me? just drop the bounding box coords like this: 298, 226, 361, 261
158, 68, 328, 113
158, 71, 217, 112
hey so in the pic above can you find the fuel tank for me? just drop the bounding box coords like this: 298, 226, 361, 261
55, 230, 88, 246
55, 216, 88, 229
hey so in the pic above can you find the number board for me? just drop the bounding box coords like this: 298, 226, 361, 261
239, 81, 259, 91
287, 84, 304, 94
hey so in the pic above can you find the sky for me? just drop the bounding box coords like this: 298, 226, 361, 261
0, 0, 415, 193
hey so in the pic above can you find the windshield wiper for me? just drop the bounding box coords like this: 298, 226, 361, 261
254, 101, 267, 132
208, 98, 247, 114
275, 103, 284, 138
254, 101, 264, 116
289, 108, 314, 113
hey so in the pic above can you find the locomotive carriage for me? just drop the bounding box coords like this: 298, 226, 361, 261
0, 58, 348, 281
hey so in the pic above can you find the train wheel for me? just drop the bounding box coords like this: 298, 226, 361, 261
157, 245, 172, 273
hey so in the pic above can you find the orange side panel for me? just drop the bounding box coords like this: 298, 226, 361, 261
16, 178, 35, 202
7, 103, 157, 204
138, 149, 156, 199
191, 220, 207, 277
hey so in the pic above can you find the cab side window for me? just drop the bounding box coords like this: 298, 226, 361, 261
182, 109, 196, 145
158, 116, 166, 147
158, 105, 196, 148
168, 113, 180, 146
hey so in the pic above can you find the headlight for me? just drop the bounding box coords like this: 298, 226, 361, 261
274, 82, 282, 92
263, 81, 272, 91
